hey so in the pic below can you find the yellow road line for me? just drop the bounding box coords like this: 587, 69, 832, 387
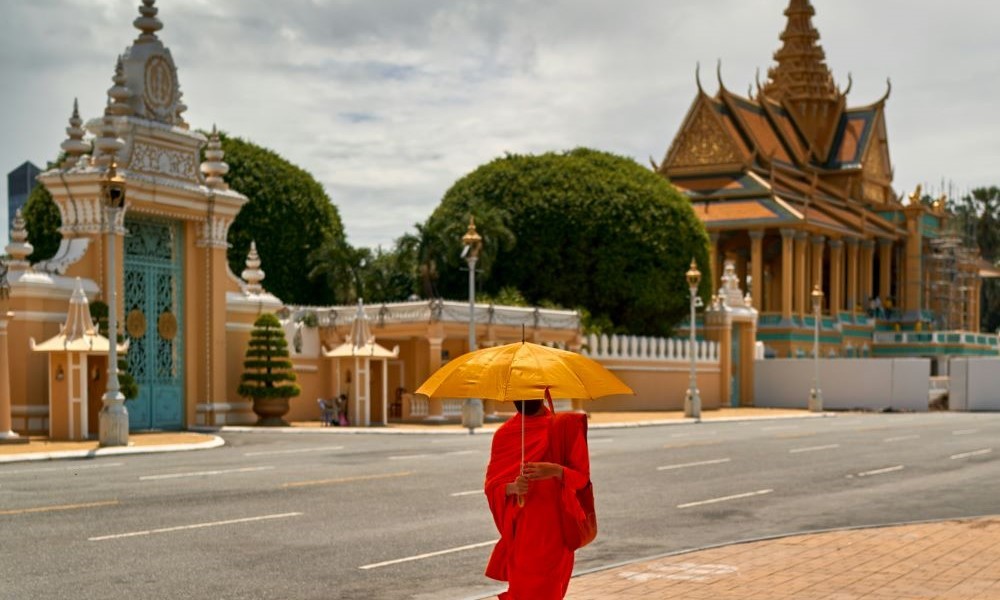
0, 499, 119, 516
281, 471, 412, 488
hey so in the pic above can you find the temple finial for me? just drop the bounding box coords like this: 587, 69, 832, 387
5, 209, 34, 270
241, 241, 266, 295
200, 125, 229, 190
60, 98, 90, 168
134, 0, 163, 43
92, 98, 124, 168
107, 56, 133, 117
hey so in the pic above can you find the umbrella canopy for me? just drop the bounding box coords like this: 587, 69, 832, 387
415, 341, 633, 402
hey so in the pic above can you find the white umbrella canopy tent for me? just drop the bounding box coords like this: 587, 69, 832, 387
323, 300, 398, 426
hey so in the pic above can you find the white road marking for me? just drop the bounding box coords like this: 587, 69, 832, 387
789, 444, 840, 454
853, 465, 905, 478
657, 458, 731, 471
953, 429, 979, 435
450, 490, 482, 497
389, 450, 477, 460
89, 512, 302, 541
677, 489, 773, 509
884, 435, 919, 443
950, 448, 992, 460
359, 540, 496, 570
243, 445, 344, 456
139, 466, 273, 481
761, 425, 799, 431
282, 472, 411, 488
0, 462, 123, 476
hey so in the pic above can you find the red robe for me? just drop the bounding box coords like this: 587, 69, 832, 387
484, 407, 591, 599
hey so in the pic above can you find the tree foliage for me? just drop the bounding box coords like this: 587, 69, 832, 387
220, 133, 347, 305
237, 312, 300, 400
22, 183, 61, 262
420, 148, 709, 336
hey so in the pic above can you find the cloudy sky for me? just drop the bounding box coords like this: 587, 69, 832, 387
2, 0, 999, 249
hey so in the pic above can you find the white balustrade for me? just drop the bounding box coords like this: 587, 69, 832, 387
408, 395, 428, 417
582, 333, 719, 363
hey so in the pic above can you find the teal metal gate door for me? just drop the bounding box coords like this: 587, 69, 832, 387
123, 218, 184, 430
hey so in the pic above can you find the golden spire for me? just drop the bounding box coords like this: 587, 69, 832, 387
761, 0, 838, 103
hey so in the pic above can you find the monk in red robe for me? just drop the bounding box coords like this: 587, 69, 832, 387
484, 399, 591, 599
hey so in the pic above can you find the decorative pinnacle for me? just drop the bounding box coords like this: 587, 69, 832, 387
241, 241, 266, 294
91, 100, 124, 168
107, 56, 133, 117
61, 98, 91, 168
63, 278, 99, 342
5, 208, 34, 269
200, 125, 229, 190
134, 0, 163, 43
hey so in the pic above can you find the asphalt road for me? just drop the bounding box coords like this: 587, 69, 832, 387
2, 412, 999, 600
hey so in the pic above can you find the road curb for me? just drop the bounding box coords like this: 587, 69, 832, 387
0, 435, 225, 463
195, 412, 834, 436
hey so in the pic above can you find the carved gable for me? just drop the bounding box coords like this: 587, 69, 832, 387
666, 100, 743, 169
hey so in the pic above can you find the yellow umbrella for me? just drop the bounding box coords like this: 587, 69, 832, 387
416, 341, 633, 506
415, 341, 633, 402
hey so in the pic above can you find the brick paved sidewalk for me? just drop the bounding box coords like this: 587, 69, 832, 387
566, 517, 1000, 599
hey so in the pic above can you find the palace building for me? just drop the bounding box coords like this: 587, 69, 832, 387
657, 0, 999, 364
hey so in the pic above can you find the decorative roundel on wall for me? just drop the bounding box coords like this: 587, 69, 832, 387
144, 55, 175, 111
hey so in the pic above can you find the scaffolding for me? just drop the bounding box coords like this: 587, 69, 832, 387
927, 234, 976, 331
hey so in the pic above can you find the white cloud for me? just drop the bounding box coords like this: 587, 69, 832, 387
3, 0, 1000, 249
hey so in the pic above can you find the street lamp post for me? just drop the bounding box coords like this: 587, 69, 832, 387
99, 162, 129, 446
460, 217, 484, 433
684, 258, 702, 421
809, 284, 824, 413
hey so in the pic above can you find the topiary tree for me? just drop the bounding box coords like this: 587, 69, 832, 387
421, 148, 710, 336
237, 312, 300, 426
220, 133, 348, 305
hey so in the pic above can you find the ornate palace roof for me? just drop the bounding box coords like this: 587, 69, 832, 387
658, 0, 899, 238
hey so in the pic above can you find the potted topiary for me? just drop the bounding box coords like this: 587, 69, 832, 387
238, 312, 300, 426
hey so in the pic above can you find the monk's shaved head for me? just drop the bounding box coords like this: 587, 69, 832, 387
513, 400, 543, 415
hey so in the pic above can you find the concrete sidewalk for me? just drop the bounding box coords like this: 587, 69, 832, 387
565, 516, 1000, 599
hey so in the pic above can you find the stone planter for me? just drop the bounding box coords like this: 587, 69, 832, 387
252, 396, 290, 427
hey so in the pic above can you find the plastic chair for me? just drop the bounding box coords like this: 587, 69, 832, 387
317, 398, 335, 426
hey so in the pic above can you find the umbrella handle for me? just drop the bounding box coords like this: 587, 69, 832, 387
518, 459, 525, 507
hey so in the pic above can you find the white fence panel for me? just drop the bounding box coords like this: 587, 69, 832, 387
755, 358, 929, 412
949, 358, 1000, 411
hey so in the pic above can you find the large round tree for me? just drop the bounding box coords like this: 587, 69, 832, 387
221, 134, 346, 305
422, 148, 709, 336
